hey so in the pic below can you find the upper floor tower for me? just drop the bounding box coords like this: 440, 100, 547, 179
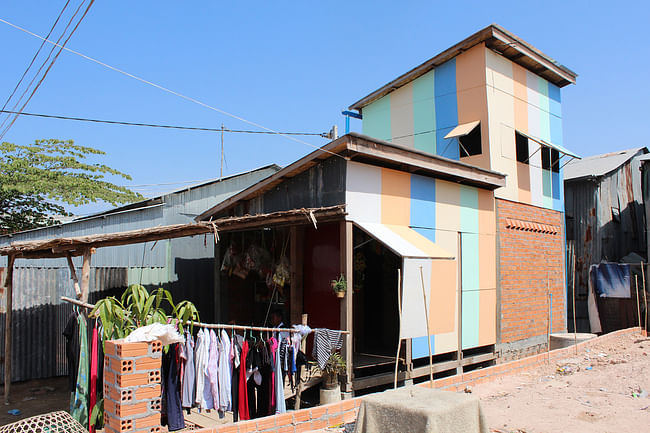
348, 24, 578, 211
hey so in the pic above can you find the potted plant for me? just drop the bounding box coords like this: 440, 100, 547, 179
331, 274, 347, 298
320, 352, 346, 389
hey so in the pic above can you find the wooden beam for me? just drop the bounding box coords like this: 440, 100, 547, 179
66, 254, 81, 298
340, 221, 354, 393
80, 248, 92, 303
3, 254, 15, 404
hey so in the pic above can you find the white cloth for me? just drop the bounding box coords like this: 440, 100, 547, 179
208, 330, 220, 408
194, 329, 207, 407
202, 330, 215, 410
125, 323, 184, 345
217, 330, 232, 412
274, 340, 286, 414
181, 332, 195, 408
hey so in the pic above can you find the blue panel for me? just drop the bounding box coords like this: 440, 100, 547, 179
548, 83, 562, 117
434, 59, 459, 160
410, 175, 436, 230
550, 114, 563, 147
552, 171, 560, 200
412, 335, 435, 359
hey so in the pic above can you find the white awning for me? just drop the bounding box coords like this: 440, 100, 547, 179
444, 120, 480, 139
518, 130, 580, 159
354, 221, 454, 259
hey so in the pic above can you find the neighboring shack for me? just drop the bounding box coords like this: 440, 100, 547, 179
564, 148, 647, 332
0, 165, 279, 383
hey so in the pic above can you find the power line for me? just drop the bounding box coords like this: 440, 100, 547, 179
0, 16, 345, 159
0, 109, 328, 136
0, 1, 95, 141
0, 0, 71, 118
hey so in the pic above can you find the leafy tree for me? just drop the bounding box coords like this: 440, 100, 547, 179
0, 139, 143, 233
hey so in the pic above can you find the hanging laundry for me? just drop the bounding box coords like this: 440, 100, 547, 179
194, 329, 212, 409
268, 337, 278, 413
238, 339, 250, 420
218, 330, 232, 413
70, 313, 89, 428
274, 339, 286, 414
231, 334, 242, 422
181, 332, 195, 409
162, 343, 185, 431
312, 329, 343, 370
88, 320, 99, 433
63, 312, 80, 397
208, 330, 220, 408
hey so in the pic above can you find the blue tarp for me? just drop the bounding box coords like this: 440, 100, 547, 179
589, 263, 631, 298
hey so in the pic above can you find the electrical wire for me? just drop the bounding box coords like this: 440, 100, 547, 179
0, 16, 345, 159
0, 1, 95, 141
0, 0, 71, 118
0, 109, 328, 136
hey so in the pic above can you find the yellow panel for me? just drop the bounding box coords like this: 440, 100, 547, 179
479, 289, 497, 345
429, 259, 457, 334
390, 82, 414, 148
380, 168, 410, 225
434, 180, 460, 232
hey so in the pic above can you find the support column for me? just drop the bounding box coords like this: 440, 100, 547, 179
340, 221, 353, 393
3, 254, 15, 404
81, 248, 93, 303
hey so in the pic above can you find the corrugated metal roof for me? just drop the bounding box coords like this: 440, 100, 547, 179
564, 148, 648, 181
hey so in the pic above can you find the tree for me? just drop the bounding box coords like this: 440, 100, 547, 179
0, 139, 143, 233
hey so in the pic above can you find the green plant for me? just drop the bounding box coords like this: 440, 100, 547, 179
90, 398, 104, 429
91, 284, 200, 341
331, 274, 347, 294
317, 352, 346, 389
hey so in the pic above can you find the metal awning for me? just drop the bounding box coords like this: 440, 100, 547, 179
444, 121, 480, 139
354, 221, 453, 259
518, 130, 580, 159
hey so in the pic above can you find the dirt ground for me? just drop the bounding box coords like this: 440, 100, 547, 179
474, 331, 650, 433
0, 376, 69, 426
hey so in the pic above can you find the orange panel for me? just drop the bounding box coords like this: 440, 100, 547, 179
513, 63, 528, 133
479, 289, 497, 345
479, 234, 496, 289
456, 44, 490, 169
517, 161, 532, 203
381, 168, 410, 225
429, 259, 457, 334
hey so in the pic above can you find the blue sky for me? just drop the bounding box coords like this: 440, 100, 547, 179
1, 1, 648, 214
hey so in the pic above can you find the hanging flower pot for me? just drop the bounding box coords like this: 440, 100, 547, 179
331, 274, 347, 298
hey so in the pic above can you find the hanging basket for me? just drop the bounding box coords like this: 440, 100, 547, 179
335, 291, 345, 298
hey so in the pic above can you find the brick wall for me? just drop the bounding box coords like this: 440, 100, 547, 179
103, 339, 163, 433
497, 199, 566, 357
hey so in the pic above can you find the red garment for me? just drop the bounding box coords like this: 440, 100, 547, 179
88, 322, 99, 433
238, 340, 249, 420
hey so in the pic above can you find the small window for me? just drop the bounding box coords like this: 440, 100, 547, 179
459, 124, 481, 157
515, 131, 529, 163
541, 147, 560, 173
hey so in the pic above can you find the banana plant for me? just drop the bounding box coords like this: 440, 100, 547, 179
92, 284, 200, 341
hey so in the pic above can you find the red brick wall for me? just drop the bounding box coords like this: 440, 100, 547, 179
497, 199, 566, 348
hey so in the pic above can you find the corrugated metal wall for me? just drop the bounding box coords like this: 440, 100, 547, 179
565, 154, 647, 332
0, 166, 279, 382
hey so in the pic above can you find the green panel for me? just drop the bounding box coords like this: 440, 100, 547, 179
542, 168, 552, 198
412, 70, 436, 154
362, 94, 391, 141
462, 290, 480, 349
461, 233, 479, 292
459, 186, 479, 234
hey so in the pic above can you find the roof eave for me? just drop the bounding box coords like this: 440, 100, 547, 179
349, 24, 577, 111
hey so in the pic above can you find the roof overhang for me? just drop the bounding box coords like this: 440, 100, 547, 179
0, 206, 346, 259
196, 133, 506, 221
349, 24, 577, 111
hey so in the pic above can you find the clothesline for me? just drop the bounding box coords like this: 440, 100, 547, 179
60, 296, 350, 335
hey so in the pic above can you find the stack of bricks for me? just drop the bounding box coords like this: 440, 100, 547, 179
103, 339, 163, 433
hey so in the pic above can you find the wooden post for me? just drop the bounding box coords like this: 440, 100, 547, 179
3, 254, 15, 404
340, 221, 353, 393
66, 254, 82, 299
635, 275, 641, 332
294, 313, 308, 410
419, 266, 433, 384
80, 248, 93, 303
572, 250, 577, 354
641, 263, 647, 335
394, 269, 402, 389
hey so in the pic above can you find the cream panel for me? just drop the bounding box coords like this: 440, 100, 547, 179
434, 331, 458, 354
401, 258, 433, 339
434, 180, 460, 232
390, 82, 414, 148
345, 161, 381, 223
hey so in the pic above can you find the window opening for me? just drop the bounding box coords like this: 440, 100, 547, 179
515, 131, 529, 163
459, 124, 481, 157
